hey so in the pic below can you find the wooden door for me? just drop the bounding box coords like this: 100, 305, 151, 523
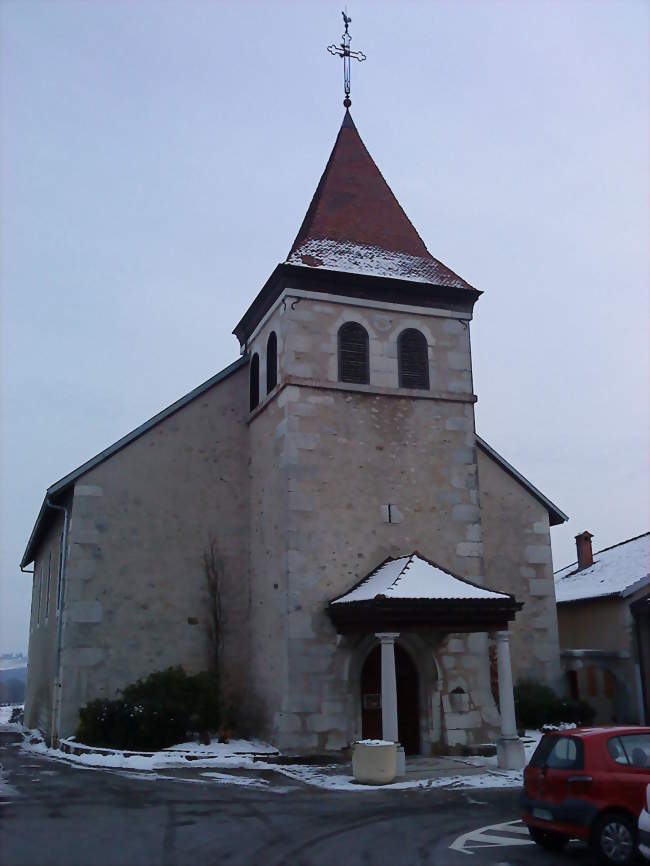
361, 644, 420, 754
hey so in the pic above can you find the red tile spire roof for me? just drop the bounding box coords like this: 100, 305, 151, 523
287, 111, 474, 289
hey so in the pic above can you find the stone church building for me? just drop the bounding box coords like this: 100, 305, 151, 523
22, 111, 567, 762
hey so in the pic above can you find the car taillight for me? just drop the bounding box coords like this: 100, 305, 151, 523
568, 775, 593, 796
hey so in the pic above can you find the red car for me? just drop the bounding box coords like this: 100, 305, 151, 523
521, 727, 650, 865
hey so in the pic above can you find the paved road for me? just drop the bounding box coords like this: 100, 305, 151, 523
0, 732, 598, 866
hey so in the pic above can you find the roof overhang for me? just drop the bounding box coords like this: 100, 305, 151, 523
233, 262, 481, 346
328, 596, 522, 634
328, 552, 522, 634
476, 435, 568, 526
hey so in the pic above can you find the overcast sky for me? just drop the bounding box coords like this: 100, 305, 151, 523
1, 0, 648, 655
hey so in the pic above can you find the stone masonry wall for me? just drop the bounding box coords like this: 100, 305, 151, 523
246, 294, 501, 752
477, 448, 562, 689
51, 365, 250, 738
24, 506, 67, 738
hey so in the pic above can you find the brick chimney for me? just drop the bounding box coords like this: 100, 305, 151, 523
575, 531, 594, 570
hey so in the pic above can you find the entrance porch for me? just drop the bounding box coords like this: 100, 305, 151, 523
329, 553, 527, 770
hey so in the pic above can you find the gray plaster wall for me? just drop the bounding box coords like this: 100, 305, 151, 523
24, 506, 67, 737
31, 364, 251, 740
557, 587, 648, 724
477, 448, 562, 688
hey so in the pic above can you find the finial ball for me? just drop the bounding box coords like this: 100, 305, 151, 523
343, 97, 351, 108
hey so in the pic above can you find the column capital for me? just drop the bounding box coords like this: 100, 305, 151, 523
495, 630, 510, 644
375, 632, 399, 644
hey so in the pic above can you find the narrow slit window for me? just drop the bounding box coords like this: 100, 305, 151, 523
398, 329, 429, 390
56, 532, 64, 612
338, 322, 369, 384
250, 353, 260, 411
45, 551, 52, 620
37, 567, 43, 626
266, 331, 278, 393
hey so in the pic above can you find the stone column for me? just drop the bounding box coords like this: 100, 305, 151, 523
375, 632, 405, 776
376, 633, 399, 741
496, 630, 526, 769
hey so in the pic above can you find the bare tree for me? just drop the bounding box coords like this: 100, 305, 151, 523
202, 537, 223, 674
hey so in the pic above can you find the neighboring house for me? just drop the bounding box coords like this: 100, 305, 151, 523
21, 110, 568, 756
555, 531, 650, 725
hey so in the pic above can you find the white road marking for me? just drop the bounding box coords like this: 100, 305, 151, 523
450, 820, 534, 855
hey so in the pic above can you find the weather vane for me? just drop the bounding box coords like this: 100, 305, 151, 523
327, 11, 366, 108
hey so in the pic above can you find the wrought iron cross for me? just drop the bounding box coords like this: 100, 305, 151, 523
327, 11, 366, 108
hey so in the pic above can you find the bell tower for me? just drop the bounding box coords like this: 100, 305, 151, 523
235, 108, 497, 752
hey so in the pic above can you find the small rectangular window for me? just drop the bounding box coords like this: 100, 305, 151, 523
45, 551, 52, 620
567, 670, 579, 700
586, 666, 598, 697
37, 567, 43, 626
56, 532, 64, 612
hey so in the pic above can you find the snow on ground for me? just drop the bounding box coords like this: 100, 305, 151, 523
163, 738, 277, 756
271, 764, 522, 792
17, 730, 544, 792
0, 704, 24, 730
273, 732, 542, 792
199, 772, 281, 790
20, 730, 279, 771
21, 736, 266, 772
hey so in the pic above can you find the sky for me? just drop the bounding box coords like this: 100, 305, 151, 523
1, 0, 648, 655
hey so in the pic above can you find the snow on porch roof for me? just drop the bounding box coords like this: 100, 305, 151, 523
331, 553, 510, 604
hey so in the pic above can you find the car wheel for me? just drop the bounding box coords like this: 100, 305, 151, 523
592, 812, 636, 865
527, 826, 568, 851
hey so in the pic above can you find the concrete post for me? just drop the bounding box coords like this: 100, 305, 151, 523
496, 631, 517, 738
496, 630, 526, 769
376, 633, 399, 742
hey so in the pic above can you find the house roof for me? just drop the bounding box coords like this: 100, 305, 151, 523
554, 531, 650, 604
286, 111, 475, 290
328, 552, 521, 634
20, 357, 246, 568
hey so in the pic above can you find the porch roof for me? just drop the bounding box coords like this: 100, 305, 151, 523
328, 553, 522, 634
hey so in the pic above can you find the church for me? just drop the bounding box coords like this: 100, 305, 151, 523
21, 101, 568, 764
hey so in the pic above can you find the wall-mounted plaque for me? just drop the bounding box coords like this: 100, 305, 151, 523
363, 693, 381, 710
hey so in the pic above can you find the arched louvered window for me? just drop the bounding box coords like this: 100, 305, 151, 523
398, 329, 429, 390
266, 331, 278, 394
250, 353, 260, 411
338, 322, 370, 385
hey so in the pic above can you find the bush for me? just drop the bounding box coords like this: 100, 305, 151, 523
76, 666, 220, 751
514, 679, 595, 730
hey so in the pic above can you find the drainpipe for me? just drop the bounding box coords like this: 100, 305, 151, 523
46, 498, 70, 747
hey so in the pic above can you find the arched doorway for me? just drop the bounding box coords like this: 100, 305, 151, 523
361, 643, 420, 754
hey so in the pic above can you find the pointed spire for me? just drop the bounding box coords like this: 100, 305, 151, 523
287, 112, 473, 289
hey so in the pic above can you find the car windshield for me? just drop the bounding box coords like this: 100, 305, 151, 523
608, 734, 650, 768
